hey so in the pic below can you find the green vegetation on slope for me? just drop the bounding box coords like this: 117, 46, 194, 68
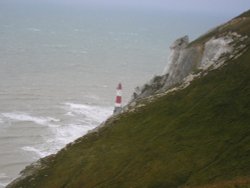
190, 10, 250, 47
8, 10, 250, 188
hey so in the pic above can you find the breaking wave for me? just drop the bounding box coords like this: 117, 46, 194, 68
12, 103, 113, 158
0, 173, 8, 188
1, 112, 60, 127
64, 102, 113, 123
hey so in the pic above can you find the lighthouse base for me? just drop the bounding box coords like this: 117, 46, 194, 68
113, 107, 122, 115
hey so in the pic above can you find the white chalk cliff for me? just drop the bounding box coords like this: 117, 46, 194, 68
129, 31, 248, 105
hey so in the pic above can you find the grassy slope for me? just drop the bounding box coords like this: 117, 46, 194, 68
9, 11, 250, 188
189, 10, 250, 47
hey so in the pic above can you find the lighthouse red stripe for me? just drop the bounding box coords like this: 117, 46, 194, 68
116, 96, 122, 103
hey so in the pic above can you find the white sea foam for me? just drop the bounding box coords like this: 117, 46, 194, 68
0, 173, 8, 179
0, 182, 7, 188
34, 124, 94, 156
65, 111, 74, 116
21, 103, 112, 158
0, 173, 9, 188
0, 104, 112, 183
1, 112, 60, 127
22, 146, 50, 158
52, 123, 93, 144
49, 103, 113, 151
64, 102, 113, 123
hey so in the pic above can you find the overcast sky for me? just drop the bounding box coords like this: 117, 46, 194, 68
1, 0, 250, 19
32, 0, 250, 14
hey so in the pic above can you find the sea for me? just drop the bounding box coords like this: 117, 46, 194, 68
0, 1, 232, 187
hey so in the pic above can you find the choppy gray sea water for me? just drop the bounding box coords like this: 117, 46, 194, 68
0, 2, 230, 186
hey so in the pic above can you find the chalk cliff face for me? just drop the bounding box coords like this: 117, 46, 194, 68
162, 35, 190, 75
129, 35, 202, 103
130, 35, 199, 102
130, 27, 248, 105
161, 36, 202, 91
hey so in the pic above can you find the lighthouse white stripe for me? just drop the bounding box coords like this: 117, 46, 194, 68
116, 90, 122, 96
115, 103, 122, 107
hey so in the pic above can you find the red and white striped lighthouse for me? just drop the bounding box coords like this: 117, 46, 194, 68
114, 83, 122, 114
